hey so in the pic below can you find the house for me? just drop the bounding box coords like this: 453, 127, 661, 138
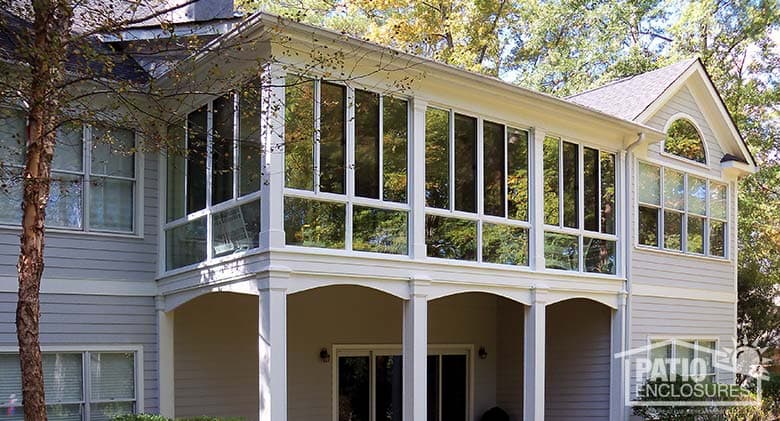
0, 1, 757, 420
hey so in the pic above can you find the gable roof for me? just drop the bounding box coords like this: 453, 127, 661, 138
567, 59, 697, 121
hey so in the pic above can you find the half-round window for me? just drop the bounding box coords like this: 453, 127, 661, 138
665, 118, 706, 163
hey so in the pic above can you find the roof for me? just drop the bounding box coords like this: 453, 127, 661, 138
567, 59, 697, 120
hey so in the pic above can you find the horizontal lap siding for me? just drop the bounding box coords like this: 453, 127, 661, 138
632, 249, 734, 292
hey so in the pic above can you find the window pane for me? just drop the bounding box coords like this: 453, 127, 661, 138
584, 238, 616, 274
663, 169, 684, 210
320, 82, 346, 194
285, 77, 315, 190
48, 173, 83, 229
427, 356, 439, 421
283, 196, 345, 249
482, 223, 528, 266
89, 177, 134, 232
709, 220, 726, 257
687, 215, 704, 254
665, 119, 706, 163
583, 147, 599, 232
601, 152, 616, 234
688, 176, 706, 215
441, 355, 467, 421
649, 342, 672, 380
697, 341, 716, 377
91, 127, 134, 178
166, 123, 186, 222
425, 108, 449, 209
664, 210, 683, 250
0, 168, 22, 224
454, 114, 477, 213
375, 355, 402, 421
638, 162, 660, 205
238, 87, 262, 196
0, 110, 26, 166
91, 352, 134, 400
562, 141, 579, 228
638, 206, 659, 247
0, 354, 22, 400
352, 206, 407, 255
42, 353, 82, 403
425, 215, 476, 261
543, 137, 560, 225
47, 404, 82, 421
339, 356, 369, 421
186, 106, 207, 213
710, 183, 727, 220
53, 123, 83, 172
355, 89, 380, 199
165, 217, 206, 270
212, 200, 261, 257
212, 95, 235, 205
90, 402, 134, 421
383, 96, 408, 203
507, 127, 529, 221
674, 342, 695, 375
544, 232, 579, 271
483, 121, 505, 217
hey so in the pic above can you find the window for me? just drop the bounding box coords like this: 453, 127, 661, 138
425, 108, 530, 265
637, 161, 727, 258
543, 137, 617, 273
165, 90, 262, 270
648, 339, 717, 383
0, 350, 139, 420
0, 111, 137, 233
664, 119, 706, 163
283, 78, 409, 254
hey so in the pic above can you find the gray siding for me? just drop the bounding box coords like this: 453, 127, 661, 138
632, 249, 734, 292
0, 292, 159, 413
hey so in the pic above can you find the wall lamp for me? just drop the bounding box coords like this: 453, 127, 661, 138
320, 348, 331, 363
478, 346, 488, 360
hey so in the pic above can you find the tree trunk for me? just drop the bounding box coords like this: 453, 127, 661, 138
16, 1, 72, 419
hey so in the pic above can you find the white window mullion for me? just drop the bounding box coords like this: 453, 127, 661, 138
557, 138, 563, 228
476, 118, 484, 262
449, 109, 455, 212
345, 87, 355, 251
659, 168, 665, 249
503, 125, 508, 218
682, 174, 688, 252
378, 95, 384, 201
205, 100, 214, 261
232, 92, 240, 200
83, 351, 91, 421
83, 125, 91, 232
597, 150, 603, 233
314, 80, 322, 194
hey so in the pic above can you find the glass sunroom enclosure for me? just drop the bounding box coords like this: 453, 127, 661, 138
162, 74, 622, 275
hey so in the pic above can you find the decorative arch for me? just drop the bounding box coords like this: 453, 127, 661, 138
545, 294, 618, 310
663, 114, 708, 164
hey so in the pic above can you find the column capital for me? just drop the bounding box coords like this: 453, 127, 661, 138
257, 266, 292, 292
155, 295, 166, 312
530, 283, 550, 304
408, 275, 431, 298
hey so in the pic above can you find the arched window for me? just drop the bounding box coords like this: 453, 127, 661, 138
664, 118, 706, 163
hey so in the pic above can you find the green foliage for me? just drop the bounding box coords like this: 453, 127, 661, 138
113, 415, 244, 421
665, 119, 707, 163
632, 378, 763, 420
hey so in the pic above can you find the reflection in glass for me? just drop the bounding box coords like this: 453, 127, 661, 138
425, 215, 476, 261
483, 121, 505, 217
583, 147, 599, 231
89, 177, 134, 232
320, 82, 346, 194
352, 206, 408, 255
543, 137, 560, 225
284, 196, 345, 249
213, 200, 261, 257
91, 127, 135, 178
53, 122, 83, 172
166, 123, 186, 222
90, 352, 135, 400
186, 106, 207, 213
584, 238, 616, 274
710, 183, 727, 219
638, 206, 659, 247
544, 232, 579, 271
665, 119, 706, 163
285, 77, 315, 190
165, 217, 206, 270
562, 141, 579, 228
710, 220, 726, 257
339, 356, 370, 421
687, 215, 704, 254
454, 114, 477, 213
89, 402, 133, 421
355, 90, 380, 199
664, 210, 683, 250
425, 108, 449, 209
375, 355, 402, 421
663, 169, 684, 210
238, 84, 262, 196
601, 152, 616, 234
507, 127, 529, 221
638, 162, 660, 205
48, 174, 83, 228
212, 95, 234, 205
383, 97, 408, 203
482, 223, 529, 266
688, 176, 707, 215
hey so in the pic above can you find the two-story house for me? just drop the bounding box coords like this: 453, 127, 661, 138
0, 3, 757, 421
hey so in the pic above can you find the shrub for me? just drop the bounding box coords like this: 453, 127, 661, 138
632, 378, 763, 420
113, 415, 244, 421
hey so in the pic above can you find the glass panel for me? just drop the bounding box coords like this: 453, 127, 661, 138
0, 354, 22, 400
688, 176, 706, 216
482, 223, 529, 266
425, 108, 449, 209
339, 356, 369, 421
89, 177, 134, 232
441, 355, 467, 421
483, 121, 505, 217
283, 196, 345, 249
0, 168, 22, 224
507, 127, 528, 221
238, 87, 262, 196
47, 173, 83, 229
583, 147, 599, 232
186, 106, 207, 214
166, 123, 186, 222
320, 82, 346, 194
165, 217, 206, 270
664, 210, 683, 251
697, 341, 716, 378
375, 355, 402, 421
544, 232, 579, 271
638, 162, 660, 205
665, 119, 706, 163
562, 141, 579, 228
42, 353, 82, 403
212, 95, 235, 205
638, 206, 659, 247
90, 402, 134, 421
425, 215, 477, 261
90, 352, 134, 400
649, 341, 672, 380
352, 206, 407, 255
53, 123, 83, 172
91, 127, 135, 178
663, 169, 684, 210
674, 341, 695, 376
47, 404, 82, 421
543, 136, 560, 225
710, 183, 727, 220
584, 238, 616, 274
212, 200, 261, 257
285, 77, 315, 190
427, 356, 439, 421
709, 220, 726, 257
601, 152, 616, 234
687, 215, 704, 254
454, 114, 477, 213
0, 111, 26, 166
383, 96, 408, 203
355, 89, 380, 199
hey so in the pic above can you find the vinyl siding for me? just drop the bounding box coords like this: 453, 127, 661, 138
0, 292, 159, 413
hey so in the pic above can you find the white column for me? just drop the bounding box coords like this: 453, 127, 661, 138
260, 62, 287, 250
403, 278, 429, 421
409, 98, 428, 259
523, 287, 547, 421
156, 297, 175, 418
258, 277, 288, 421
610, 291, 628, 421
530, 128, 547, 270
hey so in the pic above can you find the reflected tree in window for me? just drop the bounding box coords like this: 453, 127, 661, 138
284, 77, 315, 190
383, 97, 408, 203
425, 215, 476, 260
352, 207, 408, 255
284, 197, 345, 249
665, 119, 706, 163
425, 108, 449, 209
507, 128, 529, 221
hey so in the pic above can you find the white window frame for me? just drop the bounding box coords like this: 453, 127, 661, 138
646, 338, 720, 382
660, 113, 710, 168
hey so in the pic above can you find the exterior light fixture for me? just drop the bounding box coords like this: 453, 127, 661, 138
320, 348, 331, 363
478, 346, 488, 360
